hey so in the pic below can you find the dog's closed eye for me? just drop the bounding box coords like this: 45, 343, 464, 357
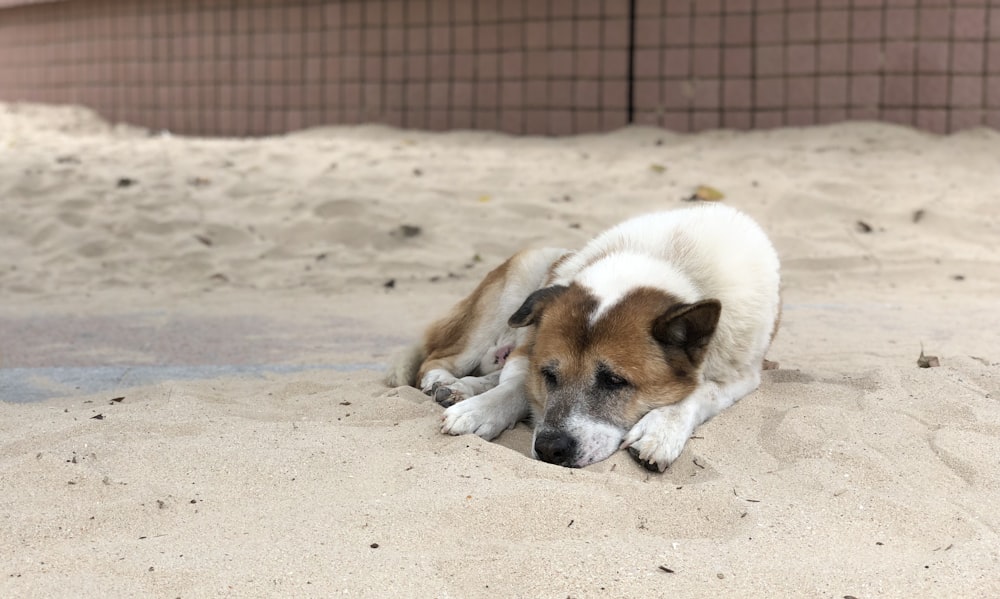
596, 367, 629, 391
540, 365, 559, 389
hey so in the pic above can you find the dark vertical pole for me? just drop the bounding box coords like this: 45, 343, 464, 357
983, 1, 993, 129
750, 0, 757, 128
626, 0, 636, 123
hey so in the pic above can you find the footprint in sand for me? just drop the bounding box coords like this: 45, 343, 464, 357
51, 198, 94, 229
133, 216, 196, 236
78, 239, 111, 258
275, 219, 382, 251
57, 210, 88, 228
200, 223, 254, 246
314, 198, 369, 219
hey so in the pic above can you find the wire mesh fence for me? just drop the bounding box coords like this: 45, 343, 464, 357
0, 0, 997, 136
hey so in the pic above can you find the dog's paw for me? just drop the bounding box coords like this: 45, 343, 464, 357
420, 369, 458, 395
433, 384, 468, 408
620, 407, 694, 473
440, 398, 510, 440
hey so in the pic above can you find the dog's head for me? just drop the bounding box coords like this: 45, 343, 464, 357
509, 282, 720, 468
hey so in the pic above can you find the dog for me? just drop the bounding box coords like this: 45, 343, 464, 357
385, 203, 781, 472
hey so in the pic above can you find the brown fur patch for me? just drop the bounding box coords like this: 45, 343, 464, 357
525, 285, 701, 428
416, 254, 514, 382
590, 288, 704, 419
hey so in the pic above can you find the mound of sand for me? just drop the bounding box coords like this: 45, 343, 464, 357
1, 102, 998, 596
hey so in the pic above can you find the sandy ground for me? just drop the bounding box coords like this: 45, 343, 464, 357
1, 102, 998, 597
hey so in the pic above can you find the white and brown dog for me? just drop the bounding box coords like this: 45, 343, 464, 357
386, 203, 781, 472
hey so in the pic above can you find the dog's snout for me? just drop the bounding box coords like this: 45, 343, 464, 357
534, 430, 577, 467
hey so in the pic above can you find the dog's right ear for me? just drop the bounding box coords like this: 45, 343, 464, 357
508, 285, 568, 328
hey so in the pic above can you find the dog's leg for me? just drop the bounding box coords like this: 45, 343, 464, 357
440, 356, 530, 440
430, 370, 502, 407
418, 345, 503, 394
621, 371, 762, 472
419, 365, 473, 394
417, 248, 568, 398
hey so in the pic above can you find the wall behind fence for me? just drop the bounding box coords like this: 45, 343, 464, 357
0, 0, 998, 137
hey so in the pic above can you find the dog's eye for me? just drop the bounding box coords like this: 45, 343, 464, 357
540, 366, 559, 389
597, 369, 629, 391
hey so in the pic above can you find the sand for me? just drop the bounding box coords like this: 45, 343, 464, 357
1, 102, 999, 597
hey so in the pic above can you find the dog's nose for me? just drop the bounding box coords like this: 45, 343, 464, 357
534, 431, 577, 466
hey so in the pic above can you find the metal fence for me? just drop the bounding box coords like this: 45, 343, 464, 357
0, 0, 997, 136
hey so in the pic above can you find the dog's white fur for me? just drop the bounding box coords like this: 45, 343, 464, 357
395, 203, 780, 471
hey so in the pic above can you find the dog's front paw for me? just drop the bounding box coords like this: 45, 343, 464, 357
440, 398, 510, 440
620, 407, 694, 473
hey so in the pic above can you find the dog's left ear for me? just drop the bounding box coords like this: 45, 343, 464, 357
652, 299, 721, 366
508, 285, 568, 328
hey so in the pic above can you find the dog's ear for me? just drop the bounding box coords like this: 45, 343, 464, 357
651, 299, 721, 367
508, 285, 568, 328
